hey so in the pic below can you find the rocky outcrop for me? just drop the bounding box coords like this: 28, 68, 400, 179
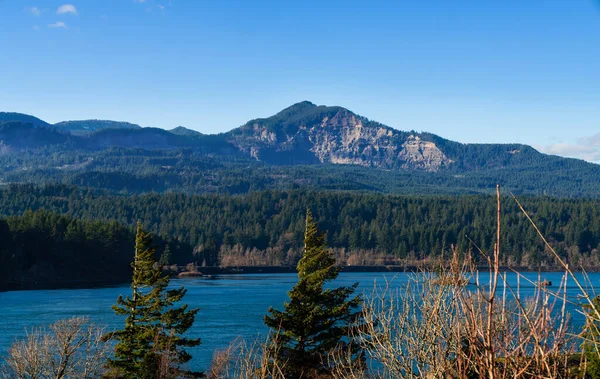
227, 103, 453, 171
399, 135, 452, 171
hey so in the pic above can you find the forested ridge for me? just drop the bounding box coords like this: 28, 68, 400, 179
3, 102, 600, 198
0, 209, 193, 290
2, 184, 600, 277
2, 142, 600, 198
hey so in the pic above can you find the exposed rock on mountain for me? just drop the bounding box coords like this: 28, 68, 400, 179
227, 102, 452, 171
399, 135, 452, 171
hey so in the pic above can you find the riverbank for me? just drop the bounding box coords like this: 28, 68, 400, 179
175, 264, 551, 276
1, 264, 590, 292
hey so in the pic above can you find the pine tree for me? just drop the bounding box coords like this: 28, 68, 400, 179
108, 222, 201, 378
264, 210, 363, 378
159, 244, 172, 266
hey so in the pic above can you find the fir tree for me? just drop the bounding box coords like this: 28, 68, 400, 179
108, 222, 201, 378
159, 244, 172, 266
264, 210, 363, 378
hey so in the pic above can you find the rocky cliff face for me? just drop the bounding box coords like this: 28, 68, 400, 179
228, 102, 453, 171
398, 135, 453, 171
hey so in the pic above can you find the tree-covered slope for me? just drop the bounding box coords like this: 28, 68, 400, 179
0, 122, 72, 149
0, 103, 599, 197
0, 208, 195, 290
0, 112, 52, 128
55, 119, 143, 136
169, 126, 204, 137
3, 184, 600, 271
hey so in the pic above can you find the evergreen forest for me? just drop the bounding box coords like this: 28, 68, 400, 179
4, 183, 600, 289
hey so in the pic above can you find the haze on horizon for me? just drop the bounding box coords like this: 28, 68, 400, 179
1, 0, 599, 162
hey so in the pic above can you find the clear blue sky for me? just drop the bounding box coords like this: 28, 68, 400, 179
1, 1, 600, 161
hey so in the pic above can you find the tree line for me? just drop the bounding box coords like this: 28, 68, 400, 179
0, 210, 193, 290
2, 185, 600, 271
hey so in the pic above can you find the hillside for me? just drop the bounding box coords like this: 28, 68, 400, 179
169, 126, 204, 137
55, 119, 143, 136
0, 209, 194, 290
3, 185, 600, 271
0, 122, 71, 150
227, 101, 446, 169
225, 102, 551, 173
0, 103, 598, 197
0, 112, 51, 128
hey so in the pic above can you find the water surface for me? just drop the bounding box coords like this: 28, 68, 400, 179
1, 272, 598, 370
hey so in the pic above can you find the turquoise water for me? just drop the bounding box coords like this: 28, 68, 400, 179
1, 272, 599, 371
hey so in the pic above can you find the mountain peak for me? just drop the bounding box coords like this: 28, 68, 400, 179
169, 126, 203, 137
270, 101, 321, 118
0, 112, 51, 128
284, 100, 317, 110
227, 102, 446, 169
54, 119, 142, 136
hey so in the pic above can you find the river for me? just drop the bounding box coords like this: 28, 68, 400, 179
1, 271, 597, 371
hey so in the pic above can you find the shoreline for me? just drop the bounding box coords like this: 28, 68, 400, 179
177, 264, 585, 275
2, 264, 593, 292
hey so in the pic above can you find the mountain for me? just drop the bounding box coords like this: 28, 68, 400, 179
225, 101, 556, 173
85, 128, 235, 153
0, 122, 70, 151
0, 112, 52, 128
0, 103, 543, 172
55, 119, 142, 136
0, 102, 599, 197
87, 127, 193, 149
227, 101, 452, 170
169, 126, 204, 137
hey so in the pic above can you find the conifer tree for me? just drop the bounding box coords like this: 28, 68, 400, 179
159, 244, 172, 266
264, 210, 363, 378
108, 222, 201, 378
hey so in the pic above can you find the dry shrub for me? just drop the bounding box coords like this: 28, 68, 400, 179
208, 335, 287, 379
357, 272, 463, 378
1, 316, 110, 379
340, 267, 576, 379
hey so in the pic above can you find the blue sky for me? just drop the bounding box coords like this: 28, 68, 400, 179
1, 1, 599, 161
